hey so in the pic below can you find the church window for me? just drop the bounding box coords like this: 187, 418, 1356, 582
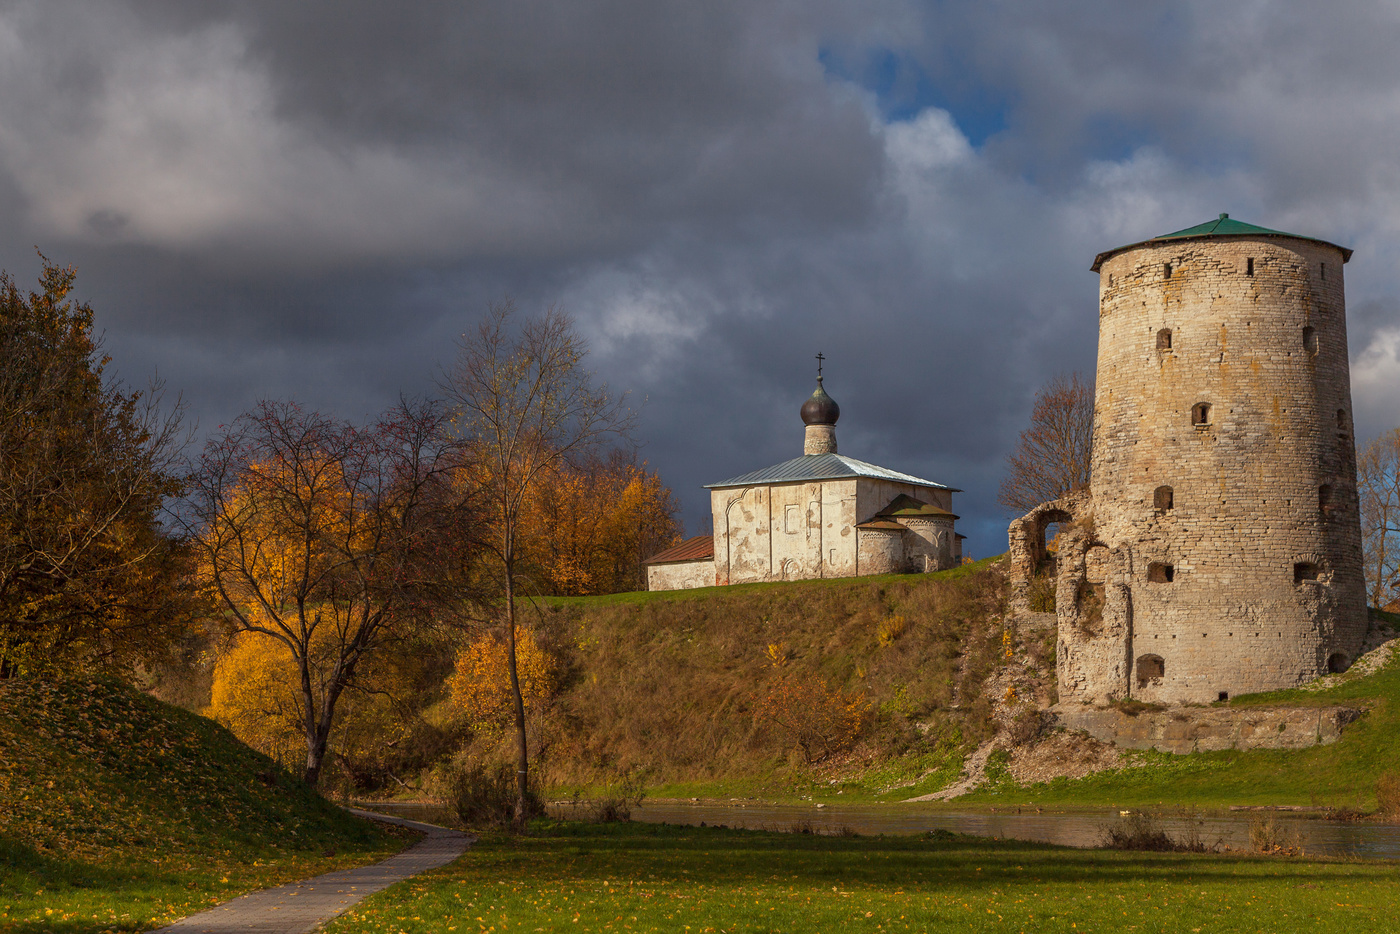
1192, 402, 1211, 426
1294, 562, 1319, 583
1156, 328, 1172, 351
1136, 655, 1165, 687
1148, 562, 1174, 583
784, 503, 801, 534
1303, 326, 1318, 355
1153, 486, 1174, 511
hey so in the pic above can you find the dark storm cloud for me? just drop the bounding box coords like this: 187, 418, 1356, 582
0, 1, 1398, 558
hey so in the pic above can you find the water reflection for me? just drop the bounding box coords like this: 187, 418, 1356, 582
356, 800, 1400, 860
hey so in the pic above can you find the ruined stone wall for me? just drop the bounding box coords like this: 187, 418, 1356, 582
1082, 235, 1368, 703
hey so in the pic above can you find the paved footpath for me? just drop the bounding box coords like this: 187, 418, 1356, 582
150, 809, 471, 934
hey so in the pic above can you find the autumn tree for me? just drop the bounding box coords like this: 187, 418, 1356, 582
1359, 428, 1400, 609
189, 399, 465, 785
521, 450, 681, 595
998, 372, 1095, 516
444, 300, 633, 828
0, 258, 194, 672
208, 625, 441, 788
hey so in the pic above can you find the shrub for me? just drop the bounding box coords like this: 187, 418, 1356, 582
753, 673, 869, 764
877, 614, 908, 647
1101, 811, 1213, 853
1027, 573, 1056, 613
1248, 815, 1302, 856
1377, 771, 1400, 817
448, 762, 544, 830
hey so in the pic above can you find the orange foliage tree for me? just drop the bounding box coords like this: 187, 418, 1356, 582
189, 399, 466, 785
521, 451, 681, 595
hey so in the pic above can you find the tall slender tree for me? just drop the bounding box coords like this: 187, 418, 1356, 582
998, 372, 1095, 516
444, 300, 633, 828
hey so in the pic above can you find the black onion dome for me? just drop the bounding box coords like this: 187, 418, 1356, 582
800, 379, 840, 426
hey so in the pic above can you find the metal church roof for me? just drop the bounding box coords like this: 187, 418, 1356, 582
1091, 213, 1353, 271
705, 453, 958, 491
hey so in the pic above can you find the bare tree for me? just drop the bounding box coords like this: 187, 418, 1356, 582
998, 372, 1095, 516
188, 399, 465, 785
444, 300, 633, 829
1359, 428, 1400, 609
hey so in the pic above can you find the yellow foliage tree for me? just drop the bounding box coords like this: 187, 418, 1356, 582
190, 399, 462, 785
450, 627, 558, 727
522, 452, 681, 595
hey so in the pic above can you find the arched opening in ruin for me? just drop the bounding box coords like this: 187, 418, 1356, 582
1136, 654, 1164, 688
1156, 328, 1173, 351
1294, 562, 1320, 583
1153, 485, 1174, 511
1327, 652, 1350, 674
1024, 508, 1073, 613
1147, 562, 1174, 583
1191, 402, 1211, 426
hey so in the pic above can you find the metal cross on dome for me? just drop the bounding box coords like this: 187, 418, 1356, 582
816, 351, 824, 380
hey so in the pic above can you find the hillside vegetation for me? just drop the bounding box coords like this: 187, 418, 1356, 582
0, 676, 405, 932
507, 559, 1033, 798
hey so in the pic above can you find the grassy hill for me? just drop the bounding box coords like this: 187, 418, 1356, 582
513, 558, 1029, 799
0, 676, 407, 932
513, 565, 1400, 810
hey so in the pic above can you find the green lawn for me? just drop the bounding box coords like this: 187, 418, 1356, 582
0, 677, 409, 932
325, 820, 1400, 934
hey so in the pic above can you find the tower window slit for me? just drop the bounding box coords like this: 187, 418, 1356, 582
1156, 328, 1172, 351
1148, 562, 1174, 583
1192, 402, 1211, 426
1246, 257, 1254, 277
1154, 486, 1174, 511
1303, 326, 1318, 355
1164, 263, 1173, 279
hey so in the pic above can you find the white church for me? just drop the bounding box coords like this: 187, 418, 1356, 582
644, 366, 961, 590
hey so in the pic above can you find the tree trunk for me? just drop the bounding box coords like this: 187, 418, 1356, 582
504, 563, 530, 831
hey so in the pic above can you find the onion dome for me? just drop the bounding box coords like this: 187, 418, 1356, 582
800, 378, 840, 427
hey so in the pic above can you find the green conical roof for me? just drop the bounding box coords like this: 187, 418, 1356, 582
1091, 213, 1351, 271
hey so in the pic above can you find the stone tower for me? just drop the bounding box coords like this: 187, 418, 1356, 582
1013, 214, 1368, 705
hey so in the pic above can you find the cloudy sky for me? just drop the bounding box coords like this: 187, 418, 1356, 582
2, 1, 1399, 557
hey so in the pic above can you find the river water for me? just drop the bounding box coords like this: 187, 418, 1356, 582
358, 800, 1400, 860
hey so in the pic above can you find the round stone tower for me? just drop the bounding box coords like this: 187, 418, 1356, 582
1075, 214, 1368, 704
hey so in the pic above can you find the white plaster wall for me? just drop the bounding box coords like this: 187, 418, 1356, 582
647, 560, 715, 591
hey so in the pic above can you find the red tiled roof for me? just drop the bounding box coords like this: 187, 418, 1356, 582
644, 534, 714, 565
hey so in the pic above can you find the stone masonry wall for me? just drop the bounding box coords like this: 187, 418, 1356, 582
1081, 235, 1368, 703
